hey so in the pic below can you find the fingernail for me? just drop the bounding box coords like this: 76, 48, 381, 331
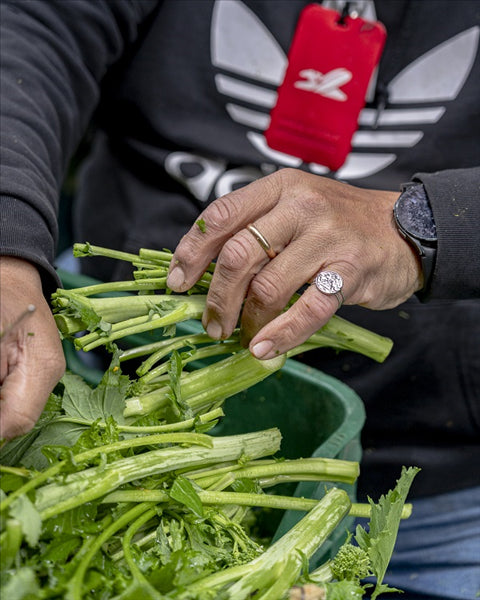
167, 265, 185, 290
206, 319, 223, 340
251, 340, 274, 359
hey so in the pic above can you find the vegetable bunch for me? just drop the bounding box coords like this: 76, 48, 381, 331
0, 243, 417, 599
51, 243, 392, 419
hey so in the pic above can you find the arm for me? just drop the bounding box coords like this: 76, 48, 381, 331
167, 167, 480, 360
0, 0, 159, 438
415, 167, 480, 299
0, 0, 159, 295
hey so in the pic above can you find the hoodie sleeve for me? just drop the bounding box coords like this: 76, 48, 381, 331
414, 166, 480, 300
0, 0, 159, 296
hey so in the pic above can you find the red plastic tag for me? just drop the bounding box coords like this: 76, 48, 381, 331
265, 4, 386, 171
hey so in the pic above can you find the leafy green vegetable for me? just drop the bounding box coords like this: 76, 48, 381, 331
0, 243, 415, 599
355, 466, 420, 599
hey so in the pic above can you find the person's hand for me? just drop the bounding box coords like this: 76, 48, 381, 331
166, 169, 423, 359
0, 257, 65, 440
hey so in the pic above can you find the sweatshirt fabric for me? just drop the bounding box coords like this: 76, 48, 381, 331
1, 0, 479, 499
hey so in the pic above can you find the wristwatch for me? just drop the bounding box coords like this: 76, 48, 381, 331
393, 182, 437, 293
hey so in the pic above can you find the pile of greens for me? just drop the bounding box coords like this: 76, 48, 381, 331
0, 243, 418, 599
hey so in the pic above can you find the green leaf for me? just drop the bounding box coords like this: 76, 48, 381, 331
63, 350, 129, 424
40, 534, 82, 563
9, 494, 42, 547
0, 471, 29, 494
170, 476, 204, 518
89, 356, 130, 424
42, 502, 101, 536
355, 466, 420, 599
61, 371, 94, 419
19, 421, 88, 470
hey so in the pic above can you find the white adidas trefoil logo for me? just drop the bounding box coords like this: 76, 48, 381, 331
294, 68, 352, 101
210, 0, 479, 180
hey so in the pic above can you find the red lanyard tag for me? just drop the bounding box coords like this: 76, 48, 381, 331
265, 4, 386, 171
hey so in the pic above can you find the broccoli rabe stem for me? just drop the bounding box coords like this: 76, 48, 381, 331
122, 331, 214, 370
73, 242, 171, 266
53, 406, 224, 433
60, 243, 393, 366
0, 432, 210, 513
101, 489, 412, 520
35, 429, 282, 517
124, 350, 287, 418
138, 338, 242, 383
53, 294, 207, 350
182, 487, 351, 599
191, 456, 359, 488
287, 313, 393, 364
121, 506, 159, 590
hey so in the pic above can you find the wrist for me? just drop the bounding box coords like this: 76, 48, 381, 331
0, 256, 44, 297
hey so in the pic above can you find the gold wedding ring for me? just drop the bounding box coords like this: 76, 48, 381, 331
246, 223, 277, 259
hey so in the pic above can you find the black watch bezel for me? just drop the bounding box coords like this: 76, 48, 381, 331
393, 182, 437, 293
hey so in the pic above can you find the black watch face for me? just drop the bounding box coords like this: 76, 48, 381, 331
396, 186, 437, 242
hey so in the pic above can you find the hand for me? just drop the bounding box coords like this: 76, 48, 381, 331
166, 169, 423, 359
0, 257, 65, 440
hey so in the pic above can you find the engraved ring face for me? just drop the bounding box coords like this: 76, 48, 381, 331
315, 270, 344, 294
314, 270, 344, 307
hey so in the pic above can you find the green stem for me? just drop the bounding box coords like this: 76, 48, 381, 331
119, 332, 212, 364
188, 487, 350, 598
125, 350, 286, 418
100, 489, 412, 519
1, 432, 211, 514
35, 429, 282, 516
65, 502, 151, 600
57, 278, 168, 297
288, 314, 393, 364
194, 457, 359, 488
73, 242, 165, 266
139, 339, 243, 383
133, 268, 168, 279
77, 298, 206, 351
53, 406, 224, 433
122, 506, 158, 584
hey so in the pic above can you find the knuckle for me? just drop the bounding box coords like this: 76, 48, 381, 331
248, 270, 286, 310
203, 195, 240, 231
275, 312, 310, 347
217, 235, 253, 277
173, 235, 200, 265
276, 167, 297, 184
298, 292, 334, 326
205, 293, 226, 318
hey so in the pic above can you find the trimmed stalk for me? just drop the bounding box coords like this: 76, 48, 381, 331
34, 429, 282, 517
124, 350, 286, 418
